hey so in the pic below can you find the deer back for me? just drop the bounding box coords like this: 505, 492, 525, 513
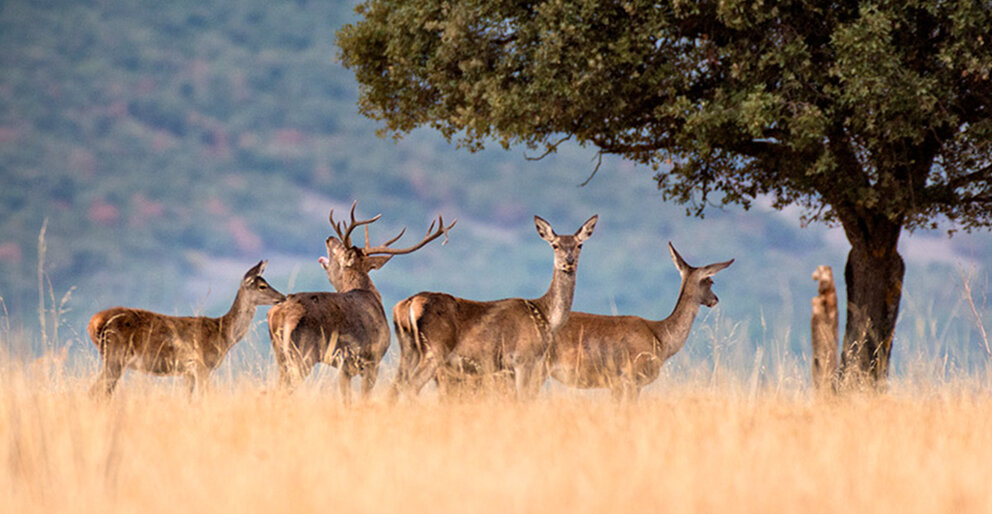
549, 242, 733, 393
550, 312, 665, 389
269, 289, 390, 363
90, 308, 224, 374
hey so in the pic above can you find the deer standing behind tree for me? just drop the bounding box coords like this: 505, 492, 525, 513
811, 265, 839, 393
390, 214, 598, 401
267, 203, 454, 403
88, 261, 284, 396
547, 243, 733, 401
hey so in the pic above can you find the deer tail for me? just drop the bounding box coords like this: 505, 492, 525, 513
87, 310, 115, 355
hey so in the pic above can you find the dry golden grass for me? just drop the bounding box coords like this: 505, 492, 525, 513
4, 347, 992, 514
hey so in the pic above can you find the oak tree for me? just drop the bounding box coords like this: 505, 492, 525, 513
337, 0, 992, 389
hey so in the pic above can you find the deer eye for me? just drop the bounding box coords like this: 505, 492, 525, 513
577, 244, 583, 249
552, 243, 560, 249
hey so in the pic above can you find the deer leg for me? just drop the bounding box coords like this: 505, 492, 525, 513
436, 358, 467, 398
389, 322, 417, 394
183, 360, 210, 398
611, 356, 640, 403
406, 351, 442, 397
89, 361, 123, 397
626, 385, 641, 403
360, 363, 378, 399
513, 361, 542, 401
609, 384, 624, 402
271, 324, 314, 390
273, 345, 306, 390
183, 373, 198, 397
89, 344, 126, 397
338, 370, 354, 406
276, 362, 296, 389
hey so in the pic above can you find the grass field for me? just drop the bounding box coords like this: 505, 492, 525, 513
4, 338, 992, 514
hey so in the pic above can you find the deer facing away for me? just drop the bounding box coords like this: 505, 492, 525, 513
267, 203, 454, 403
390, 214, 598, 400
548, 242, 733, 401
88, 260, 284, 396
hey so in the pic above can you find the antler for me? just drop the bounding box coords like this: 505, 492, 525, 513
364, 214, 457, 256
329, 201, 382, 248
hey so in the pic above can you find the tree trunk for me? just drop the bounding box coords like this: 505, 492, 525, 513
838, 213, 905, 391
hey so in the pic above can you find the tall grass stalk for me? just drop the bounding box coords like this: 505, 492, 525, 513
36, 219, 48, 349
961, 268, 992, 361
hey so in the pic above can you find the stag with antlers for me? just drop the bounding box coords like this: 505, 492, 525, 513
267, 202, 454, 403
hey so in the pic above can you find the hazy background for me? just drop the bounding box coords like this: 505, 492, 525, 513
2, 0, 991, 381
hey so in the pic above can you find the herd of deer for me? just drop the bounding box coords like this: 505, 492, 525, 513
86, 202, 733, 402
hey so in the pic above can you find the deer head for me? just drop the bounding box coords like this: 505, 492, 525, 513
240, 260, 286, 305
668, 242, 733, 308
813, 265, 835, 295
318, 201, 456, 292
535, 214, 598, 274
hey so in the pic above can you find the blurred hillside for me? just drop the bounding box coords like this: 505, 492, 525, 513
2, 0, 992, 376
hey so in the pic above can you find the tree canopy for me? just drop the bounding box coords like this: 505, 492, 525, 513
338, 0, 992, 388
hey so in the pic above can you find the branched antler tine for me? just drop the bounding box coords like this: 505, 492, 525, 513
439, 215, 456, 246
340, 203, 382, 248
343, 213, 381, 247
382, 227, 407, 248
342, 201, 359, 247
329, 207, 348, 242
365, 214, 457, 255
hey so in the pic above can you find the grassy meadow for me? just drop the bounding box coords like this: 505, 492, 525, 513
4, 330, 992, 514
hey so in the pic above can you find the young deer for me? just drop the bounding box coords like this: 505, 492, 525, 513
811, 265, 839, 393
548, 242, 733, 401
390, 214, 598, 401
267, 203, 454, 403
88, 261, 284, 396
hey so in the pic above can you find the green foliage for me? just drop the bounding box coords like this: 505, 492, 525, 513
338, 0, 992, 229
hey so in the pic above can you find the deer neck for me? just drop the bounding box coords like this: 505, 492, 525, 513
533, 267, 576, 333
218, 288, 258, 351
651, 280, 702, 359
333, 270, 383, 304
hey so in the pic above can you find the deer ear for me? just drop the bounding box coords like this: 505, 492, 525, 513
668, 242, 691, 276
365, 255, 392, 271
701, 259, 734, 277
326, 236, 345, 252
244, 260, 266, 279
574, 214, 598, 242
534, 215, 555, 242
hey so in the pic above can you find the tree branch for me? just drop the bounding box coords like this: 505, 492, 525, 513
524, 135, 571, 161
947, 162, 992, 190
578, 151, 604, 187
